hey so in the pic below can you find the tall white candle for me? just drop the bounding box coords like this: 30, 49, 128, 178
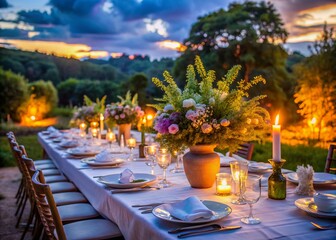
100, 113, 104, 132
272, 114, 281, 161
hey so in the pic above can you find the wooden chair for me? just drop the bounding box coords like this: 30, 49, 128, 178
31, 170, 123, 240
325, 144, 336, 173
236, 143, 254, 160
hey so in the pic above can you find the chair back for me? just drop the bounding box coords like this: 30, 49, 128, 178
325, 144, 336, 173
236, 143, 254, 160
32, 170, 67, 240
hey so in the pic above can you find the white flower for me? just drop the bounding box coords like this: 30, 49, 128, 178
246, 118, 252, 124
209, 97, 215, 105
183, 98, 196, 108
185, 110, 198, 121
252, 118, 259, 125
163, 104, 174, 112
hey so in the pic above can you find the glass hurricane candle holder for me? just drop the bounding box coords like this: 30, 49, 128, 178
126, 137, 137, 161
170, 150, 184, 173
230, 161, 249, 205
216, 173, 232, 196
90, 121, 99, 129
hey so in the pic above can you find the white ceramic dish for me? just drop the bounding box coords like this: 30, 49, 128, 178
152, 200, 232, 224
81, 157, 125, 167
59, 141, 79, 148
287, 172, 336, 185
219, 156, 239, 167
248, 162, 272, 173
97, 173, 156, 188
294, 197, 336, 219
66, 148, 100, 157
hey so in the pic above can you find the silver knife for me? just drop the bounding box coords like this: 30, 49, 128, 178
111, 187, 160, 194
177, 226, 241, 238
169, 223, 221, 233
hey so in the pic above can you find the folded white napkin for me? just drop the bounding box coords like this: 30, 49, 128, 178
60, 140, 78, 147
119, 169, 135, 183
95, 150, 112, 162
159, 196, 214, 221
47, 126, 57, 132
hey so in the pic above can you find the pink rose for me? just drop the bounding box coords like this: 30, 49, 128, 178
135, 106, 141, 112
220, 119, 230, 127
115, 115, 119, 120
168, 124, 179, 134
201, 123, 213, 134
185, 110, 198, 121
120, 113, 125, 119
138, 111, 145, 117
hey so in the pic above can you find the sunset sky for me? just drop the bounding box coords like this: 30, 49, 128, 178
0, 0, 335, 59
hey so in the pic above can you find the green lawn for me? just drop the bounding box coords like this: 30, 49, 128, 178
0, 135, 43, 167
0, 134, 328, 172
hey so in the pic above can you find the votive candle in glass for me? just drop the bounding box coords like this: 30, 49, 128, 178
216, 173, 232, 196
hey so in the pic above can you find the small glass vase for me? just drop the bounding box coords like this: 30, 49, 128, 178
268, 159, 286, 200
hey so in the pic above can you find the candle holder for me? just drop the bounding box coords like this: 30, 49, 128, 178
216, 173, 232, 196
268, 159, 286, 200
126, 138, 137, 161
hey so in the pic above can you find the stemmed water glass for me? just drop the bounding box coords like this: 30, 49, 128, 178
241, 175, 262, 224
144, 145, 157, 175
230, 161, 249, 205
106, 130, 116, 149
156, 151, 171, 188
170, 150, 184, 173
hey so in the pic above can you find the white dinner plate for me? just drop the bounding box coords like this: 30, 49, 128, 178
66, 148, 100, 157
152, 200, 232, 224
287, 172, 336, 185
97, 173, 156, 188
59, 141, 79, 148
248, 162, 272, 173
81, 157, 125, 167
295, 197, 336, 219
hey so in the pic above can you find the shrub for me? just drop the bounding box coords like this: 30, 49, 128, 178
0, 68, 28, 122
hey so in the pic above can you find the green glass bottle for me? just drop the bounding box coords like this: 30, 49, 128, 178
268, 159, 286, 200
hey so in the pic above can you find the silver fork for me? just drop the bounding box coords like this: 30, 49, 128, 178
310, 222, 336, 230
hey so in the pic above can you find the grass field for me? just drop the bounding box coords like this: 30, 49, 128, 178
0, 134, 328, 172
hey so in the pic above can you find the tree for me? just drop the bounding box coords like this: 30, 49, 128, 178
57, 78, 80, 106
125, 73, 148, 107
294, 24, 336, 141
0, 68, 28, 122
175, 1, 291, 119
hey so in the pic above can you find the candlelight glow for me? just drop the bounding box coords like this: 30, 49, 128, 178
311, 117, 317, 125
30, 115, 36, 121
146, 114, 153, 121
275, 114, 280, 125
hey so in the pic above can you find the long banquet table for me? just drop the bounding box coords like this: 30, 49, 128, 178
38, 132, 336, 240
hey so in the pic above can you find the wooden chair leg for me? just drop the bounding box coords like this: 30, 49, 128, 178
15, 178, 23, 199
15, 189, 26, 215
20, 203, 36, 240
16, 194, 28, 228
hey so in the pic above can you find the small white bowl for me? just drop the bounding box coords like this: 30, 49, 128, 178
313, 192, 336, 213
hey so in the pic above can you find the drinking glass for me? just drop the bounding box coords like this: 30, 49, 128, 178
126, 138, 136, 161
156, 152, 171, 188
106, 131, 116, 149
170, 150, 184, 173
241, 175, 262, 224
144, 145, 157, 175
230, 161, 249, 205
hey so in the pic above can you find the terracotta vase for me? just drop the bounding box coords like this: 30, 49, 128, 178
118, 123, 131, 146
183, 144, 220, 188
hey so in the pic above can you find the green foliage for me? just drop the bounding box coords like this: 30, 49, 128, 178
0, 135, 42, 168
0, 68, 28, 122
57, 78, 80, 106
29, 80, 58, 110
251, 141, 327, 172
152, 56, 270, 152
126, 73, 148, 106
294, 24, 336, 140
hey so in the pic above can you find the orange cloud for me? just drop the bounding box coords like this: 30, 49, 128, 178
158, 40, 187, 52
0, 38, 109, 59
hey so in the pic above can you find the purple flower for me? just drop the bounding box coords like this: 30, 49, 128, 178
168, 124, 179, 134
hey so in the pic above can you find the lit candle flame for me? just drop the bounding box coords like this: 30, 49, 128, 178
100, 113, 104, 121
275, 114, 280, 125
147, 114, 153, 121
311, 117, 317, 125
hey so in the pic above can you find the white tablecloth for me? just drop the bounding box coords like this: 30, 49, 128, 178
38, 133, 336, 240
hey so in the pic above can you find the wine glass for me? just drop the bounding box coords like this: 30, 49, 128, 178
241, 175, 262, 225
144, 145, 157, 174
126, 138, 136, 161
156, 152, 171, 188
170, 150, 184, 173
106, 131, 116, 149
230, 161, 249, 205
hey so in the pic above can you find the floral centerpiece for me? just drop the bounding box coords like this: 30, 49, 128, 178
104, 91, 144, 125
152, 56, 270, 153
151, 56, 270, 188
70, 95, 106, 126
105, 91, 144, 144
